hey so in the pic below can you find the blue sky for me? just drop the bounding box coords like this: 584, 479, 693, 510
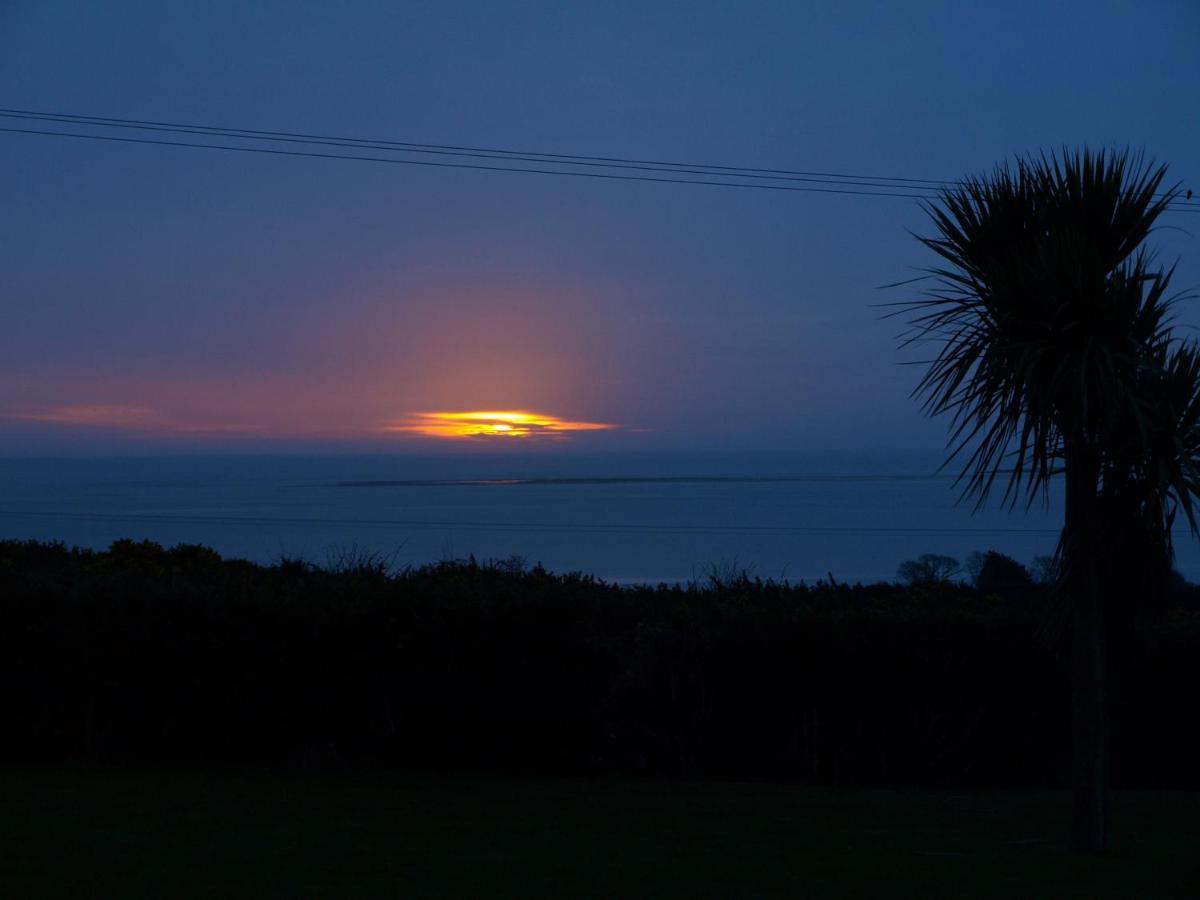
2, 0, 1197, 453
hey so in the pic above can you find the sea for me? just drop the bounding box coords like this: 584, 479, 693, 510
3, 451, 1198, 585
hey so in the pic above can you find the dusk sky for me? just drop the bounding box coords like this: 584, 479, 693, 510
3, 1, 1198, 454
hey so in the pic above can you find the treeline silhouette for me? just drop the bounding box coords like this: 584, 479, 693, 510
4, 539, 1198, 786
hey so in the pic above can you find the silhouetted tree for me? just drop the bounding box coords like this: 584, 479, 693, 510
967, 551, 1033, 599
900, 148, 1195, 851
1030, 556, 1059, 586
897, 553, 960, 586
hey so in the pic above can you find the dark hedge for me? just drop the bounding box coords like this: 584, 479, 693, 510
2, 539, 1197, 787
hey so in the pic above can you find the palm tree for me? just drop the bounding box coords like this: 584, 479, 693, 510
1097, 342, 1200, 619
900, 148, 1192, 852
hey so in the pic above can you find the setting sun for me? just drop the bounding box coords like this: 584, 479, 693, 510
385, 410, 616, 439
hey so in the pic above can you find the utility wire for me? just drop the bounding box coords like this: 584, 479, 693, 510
0, 106, 976, 187
4, 106, 1197, 206
0, 110, 962, 193
7, 106, 1200, 208
0, 126, 943, 199
1, 106, 1197, 210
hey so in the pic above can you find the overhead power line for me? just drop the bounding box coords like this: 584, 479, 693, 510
0, 110, 957, 193
1, 106, 1197, 210
4, 107, 1196, 201
0, 107, 957, 189
0, 126, 944, 199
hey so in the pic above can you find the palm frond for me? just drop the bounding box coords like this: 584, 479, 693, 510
896, 147, 1181, 514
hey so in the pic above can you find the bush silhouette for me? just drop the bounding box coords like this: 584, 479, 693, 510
3, 539, 1200, 788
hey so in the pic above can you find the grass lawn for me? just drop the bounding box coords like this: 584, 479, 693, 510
1, 769, 1197, 898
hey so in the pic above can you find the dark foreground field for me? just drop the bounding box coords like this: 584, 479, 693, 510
2, 770, 1197, 899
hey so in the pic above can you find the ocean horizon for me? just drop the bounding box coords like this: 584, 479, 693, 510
2, 449, 1161, 585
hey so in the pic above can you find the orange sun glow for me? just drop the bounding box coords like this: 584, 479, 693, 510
385, 410, 616, 439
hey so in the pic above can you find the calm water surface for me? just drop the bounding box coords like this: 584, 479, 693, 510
3, 451, 1191, 584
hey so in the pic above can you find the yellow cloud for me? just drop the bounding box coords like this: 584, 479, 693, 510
385, 410, 616, 439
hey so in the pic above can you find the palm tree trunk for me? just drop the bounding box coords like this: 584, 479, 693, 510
1065, 448, 1108, 852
